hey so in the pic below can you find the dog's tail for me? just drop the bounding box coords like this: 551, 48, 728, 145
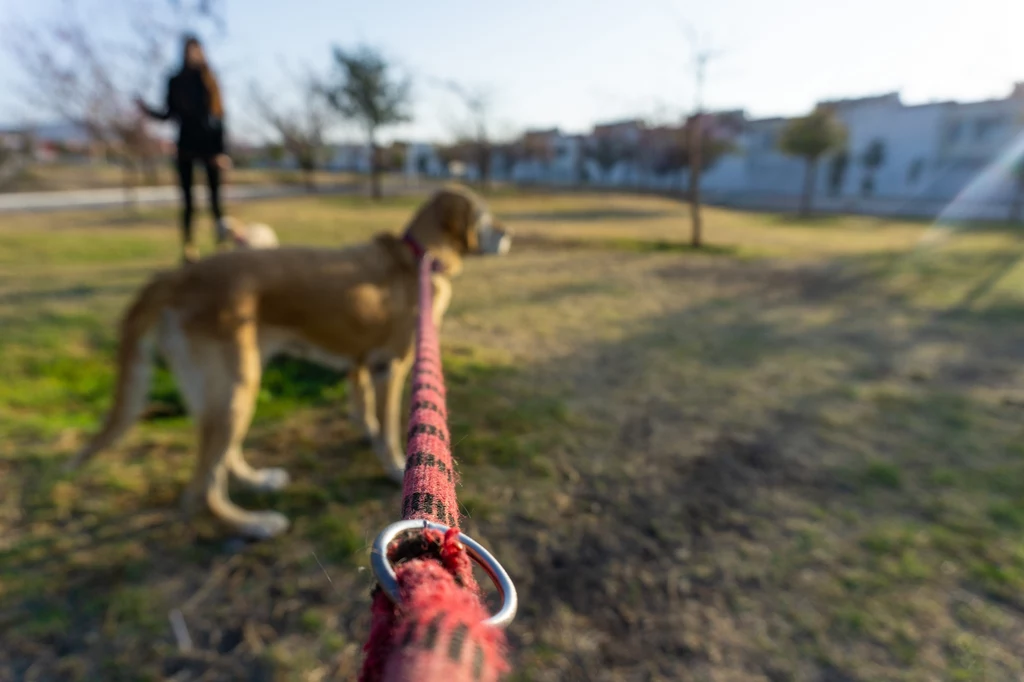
65, 271, 177, 472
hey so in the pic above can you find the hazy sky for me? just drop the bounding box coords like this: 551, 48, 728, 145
1, 0, 1022, 143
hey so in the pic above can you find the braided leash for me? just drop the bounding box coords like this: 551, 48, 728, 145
359, 254, 515, 682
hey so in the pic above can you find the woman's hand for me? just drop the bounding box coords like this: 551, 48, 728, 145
134, 97, 147, 115
215, 154, 233, 171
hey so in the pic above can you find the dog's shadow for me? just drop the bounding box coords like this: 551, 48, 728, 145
2, 356, 395, 631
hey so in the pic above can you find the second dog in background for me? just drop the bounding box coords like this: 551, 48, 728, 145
218, 216, 280, 249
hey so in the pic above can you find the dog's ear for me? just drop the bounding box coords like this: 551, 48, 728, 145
438, 190, 479, 253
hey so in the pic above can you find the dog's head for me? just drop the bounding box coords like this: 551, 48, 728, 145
409, 186, 514, 268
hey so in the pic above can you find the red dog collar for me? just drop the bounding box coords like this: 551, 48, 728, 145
402, 232, 445, 272
402, 232, 426, 260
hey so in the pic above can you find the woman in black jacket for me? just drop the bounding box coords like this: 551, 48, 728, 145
137, 35, 231, 263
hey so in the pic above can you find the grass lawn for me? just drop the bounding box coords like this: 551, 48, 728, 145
3, 190, 1024, 680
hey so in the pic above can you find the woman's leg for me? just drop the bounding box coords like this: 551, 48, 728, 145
203, 156, 226, 245
176, 153, 197, 262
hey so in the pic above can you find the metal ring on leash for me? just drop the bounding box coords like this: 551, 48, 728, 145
370, 519, 518, 629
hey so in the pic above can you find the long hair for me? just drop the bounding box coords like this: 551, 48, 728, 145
181, 35, 224, 119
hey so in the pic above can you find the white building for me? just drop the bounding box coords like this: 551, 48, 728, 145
403, 82, 1024, 220
326, 143, 371, 173
722, 85, 1024, 219
405, 143, 445, 178
506, 128, 584, 185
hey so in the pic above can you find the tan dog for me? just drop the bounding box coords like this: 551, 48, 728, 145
218, 216, 280, 249
67, 186, 512, 538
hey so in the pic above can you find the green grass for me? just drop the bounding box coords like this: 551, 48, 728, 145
862, 461, 903, 489
4, 190, 1024, 679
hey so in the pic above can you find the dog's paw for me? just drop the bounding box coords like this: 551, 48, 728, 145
254, 467, 290, 492
179, 486, 203, 517
387, 466, 406, 486
241, 511, 290, 540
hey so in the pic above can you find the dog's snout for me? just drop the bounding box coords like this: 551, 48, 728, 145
478, 221, 513, 256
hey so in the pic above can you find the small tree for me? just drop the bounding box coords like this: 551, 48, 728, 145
321, 46, 411, 199
442, 81, 493, 189
779, 107, 847, 217
860, 138, 886, 197
589, 137, 624, 183
827, 150, 849, 197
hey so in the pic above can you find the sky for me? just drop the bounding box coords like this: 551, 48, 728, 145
1, 0, 1023, 144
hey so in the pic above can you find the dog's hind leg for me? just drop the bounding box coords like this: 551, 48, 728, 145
164, 309, 290, 494
183, 325, 289, 539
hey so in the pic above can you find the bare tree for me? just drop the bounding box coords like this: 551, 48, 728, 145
250, 72, 330, 191
166, 0, 227, 34
7, 11, 162, 205
682, 27, 723, 249
436, 80, 494, 189
320, 46, 412, 199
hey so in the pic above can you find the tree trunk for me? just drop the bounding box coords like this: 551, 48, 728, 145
369, 132, 381, 200
688, 114, 703, 248
478, 141, 491, 190
800, 157, 818, 218
303, 163, 317, 192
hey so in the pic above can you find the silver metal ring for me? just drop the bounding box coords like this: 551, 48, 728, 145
370, 519, 518, 629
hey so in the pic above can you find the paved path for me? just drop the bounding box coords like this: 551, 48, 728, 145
0, 182, 370, 213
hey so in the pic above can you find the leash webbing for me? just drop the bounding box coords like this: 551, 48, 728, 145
359, 255, 510, 682
400, 255, 458, 528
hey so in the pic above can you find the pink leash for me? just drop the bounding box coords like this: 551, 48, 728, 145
359, 254, 516, 682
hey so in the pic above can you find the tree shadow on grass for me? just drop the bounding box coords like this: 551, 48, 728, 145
479, 252, 1024, 680
514, 232, 739, 256
0, 283, 140, 307
504, 208, 679, 223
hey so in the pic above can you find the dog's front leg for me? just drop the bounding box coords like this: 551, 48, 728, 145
430, 274, 452, 330
348, 363, 379, 444
372, 356, 411, 484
